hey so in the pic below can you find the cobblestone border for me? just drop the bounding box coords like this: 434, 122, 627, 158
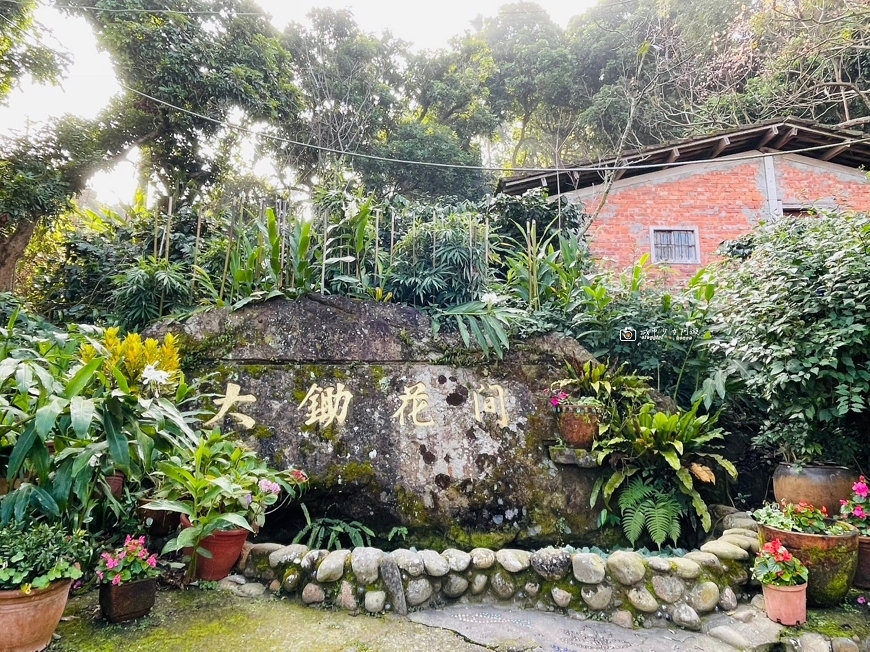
234, 513, 760, 631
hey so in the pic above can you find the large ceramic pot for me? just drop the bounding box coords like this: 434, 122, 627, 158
557, 407, 599, 450
139, 500, 180, 537
99, 578, 157, 623
758, 522, 859, 607
180, 515, 249, 581
773, 463, 857, 516
761, 583, 807, 626
0, 579, 71, 652
855, 536, 870, 589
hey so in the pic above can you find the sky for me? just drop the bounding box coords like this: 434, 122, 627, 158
0, 0, 597, 205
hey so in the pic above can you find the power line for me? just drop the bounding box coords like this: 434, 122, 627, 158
119, 84, 870, 174
0, 0, 267, 16
5, 11, 870, 176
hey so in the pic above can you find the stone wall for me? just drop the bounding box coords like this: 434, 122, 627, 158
234, 516, 760, 632
154, 295, 628, 549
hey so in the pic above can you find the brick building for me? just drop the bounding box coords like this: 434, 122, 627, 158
496, 119, 870, 283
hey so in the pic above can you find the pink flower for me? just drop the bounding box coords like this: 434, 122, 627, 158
124, 535, 132, 545
146, 555, 157, 568
112, 574, 121, 586
96, 570, 104, 581
858, 596, 867, 605
105, 557, 119, 570
853, 505, 866, 519
854, 479, 869, 498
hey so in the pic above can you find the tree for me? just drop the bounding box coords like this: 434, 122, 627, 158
1, 0, 66, 101
275, 8, 405, 190
57, 0, 302, 205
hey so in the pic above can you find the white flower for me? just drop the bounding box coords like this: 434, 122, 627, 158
142, 364, 170, 387
480, 292, 500, 307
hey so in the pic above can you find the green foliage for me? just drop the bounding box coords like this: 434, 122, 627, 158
292, 503, 375, 550
709, 212, 870, 466
618, 476, 683, 548
753, 502, 852, 536
0, 521, 88, 592
94, 535, 159, 585
752, 539, 808, 587
0, 302, 203, 555
387, 212, 489, 307
592, 400, 737, 539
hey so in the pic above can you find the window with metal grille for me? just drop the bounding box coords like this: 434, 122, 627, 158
650, 228, 699, 264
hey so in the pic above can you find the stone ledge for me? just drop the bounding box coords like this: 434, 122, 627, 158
238, 533, 757, 629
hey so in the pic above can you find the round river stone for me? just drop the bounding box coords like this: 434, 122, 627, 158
606, 551, 646, 585
572, 553, 606, 583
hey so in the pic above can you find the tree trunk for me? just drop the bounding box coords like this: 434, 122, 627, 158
0, 219, 38, 293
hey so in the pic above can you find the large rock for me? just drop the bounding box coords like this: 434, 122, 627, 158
470, 548, 496, 569
315, 549, 350, 583
419, 550, 450, 577
161, 296, 610, 548
351, 547, 383, 585
572, 553, 606, 584
442, 573, 469, 598
606, 551, 646, 586
627, 587, 658, 613
442, 549, 471, 573
406, 578, 433, 606
688, 581, 721, 613
671, 604, 701, 631
378, 554, 408, 616
391, 549, 425, 577
581, 584, 612, 610
269, 544, 309, 568
496, 549, 531, 573
651, 575, 684, 604
490, 571, 516, 599
531, 547, 571, 580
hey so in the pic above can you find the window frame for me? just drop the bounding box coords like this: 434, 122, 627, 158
649, 226, 701, 265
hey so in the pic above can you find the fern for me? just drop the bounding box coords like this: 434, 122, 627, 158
618, 477, 685, 548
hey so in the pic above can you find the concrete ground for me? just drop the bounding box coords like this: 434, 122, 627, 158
49, 587, 870, 652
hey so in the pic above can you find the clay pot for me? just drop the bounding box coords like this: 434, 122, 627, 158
180, 515, 249, 581
557, 408, 599, 450
772, 463, 857, 516
761, 583, 807, 626
855, 536, 870, 589
758, 522, 859, 607
139, 501, 180, 537
105, 472, 125, 498
0, 579, 71, 652
99, 578, 156, 623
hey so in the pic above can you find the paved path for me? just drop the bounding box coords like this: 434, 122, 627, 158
409, 605, 743, 652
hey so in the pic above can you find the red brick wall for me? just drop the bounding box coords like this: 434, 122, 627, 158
572, 155, 870, 284
776, 157, 870, 211
578, 159, 767, 283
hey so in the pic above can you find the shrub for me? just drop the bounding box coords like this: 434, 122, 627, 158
710, 212, 870, 466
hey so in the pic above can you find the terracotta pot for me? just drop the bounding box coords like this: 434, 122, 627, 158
758, 522, 859, 607
761, 583, 807, 626
0, 579, 71, 652
773, 463, 857, 516
557, 408, 599, 449
105, 472, 125, 499
139, 501, 180, 537
855, 536, 870, 589
99, 578, 156, 623
180, 515, 249, 581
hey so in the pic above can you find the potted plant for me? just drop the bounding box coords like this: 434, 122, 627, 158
752, 538, 808, 625
0, 521, 87, 652
548, 382, 604, 449
95, 535, 160, 623
147, 431, 307, 582
754, 501, 859, 606
838, 475, 870, 588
